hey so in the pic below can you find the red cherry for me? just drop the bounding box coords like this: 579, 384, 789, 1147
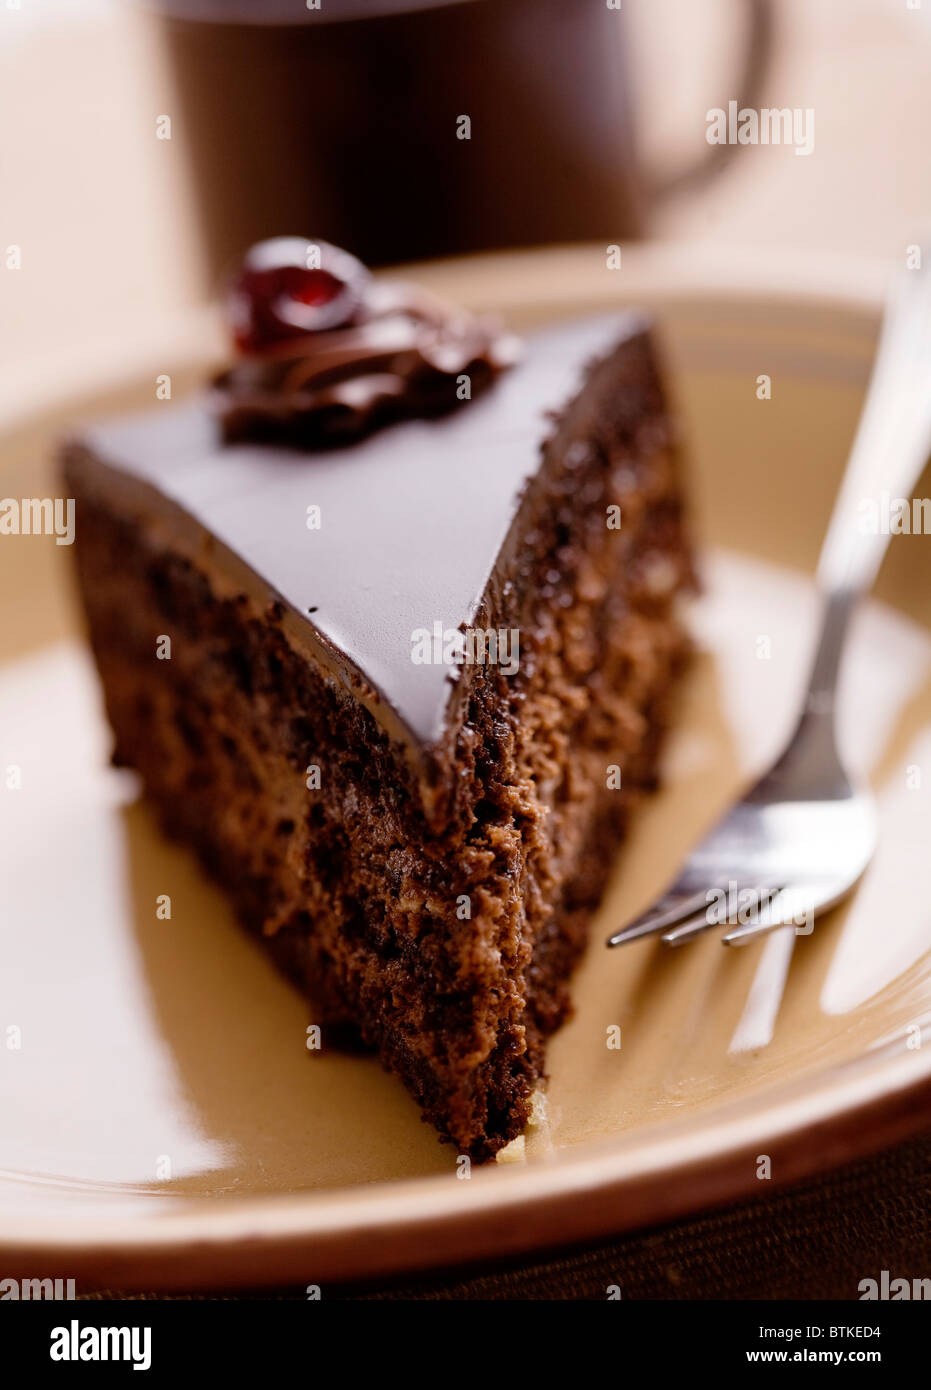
227, 238, 370, 355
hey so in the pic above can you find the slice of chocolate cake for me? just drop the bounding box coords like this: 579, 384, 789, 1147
63, 241, 692, 1160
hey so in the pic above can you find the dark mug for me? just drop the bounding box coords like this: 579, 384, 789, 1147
152, 0, 773, 274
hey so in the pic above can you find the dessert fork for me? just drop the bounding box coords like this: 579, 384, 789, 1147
608, 247, 931, 950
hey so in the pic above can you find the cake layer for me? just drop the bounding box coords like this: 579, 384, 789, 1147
63, 315, 693, 1158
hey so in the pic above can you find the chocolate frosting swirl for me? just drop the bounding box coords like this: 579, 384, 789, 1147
213, 283, 522, 447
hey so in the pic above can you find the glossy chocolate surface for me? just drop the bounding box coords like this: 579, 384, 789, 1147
71, 314, 643, 761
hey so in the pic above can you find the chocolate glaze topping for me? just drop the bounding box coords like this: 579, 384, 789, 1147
214, 282, 522, 447
68, 314, 656, 788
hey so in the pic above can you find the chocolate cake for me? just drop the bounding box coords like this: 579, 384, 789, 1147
63, 240, 693, 1160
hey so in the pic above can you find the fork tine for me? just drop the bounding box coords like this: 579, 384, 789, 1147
661, 884, 784, 946
721, 884, 815, 946
660, 908, 721, 946
607, 888, 714, 947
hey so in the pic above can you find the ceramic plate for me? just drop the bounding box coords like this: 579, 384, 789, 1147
2, 248, 930, 1291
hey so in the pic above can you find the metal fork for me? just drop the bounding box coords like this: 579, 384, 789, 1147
608, 245, 931, 950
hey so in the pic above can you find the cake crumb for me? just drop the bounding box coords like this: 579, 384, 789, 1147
528, 1090, 548, 1128
495, 1134, 526, 1164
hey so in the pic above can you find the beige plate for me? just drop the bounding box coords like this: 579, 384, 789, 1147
1, 247, 930, 1292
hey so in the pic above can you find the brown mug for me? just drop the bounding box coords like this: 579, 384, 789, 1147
152, 0, 774, 275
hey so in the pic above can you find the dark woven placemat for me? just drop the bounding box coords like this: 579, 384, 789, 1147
79, 1126, 931, 1300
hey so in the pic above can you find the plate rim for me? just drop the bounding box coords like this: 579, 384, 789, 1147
3, 1045, 929, 1289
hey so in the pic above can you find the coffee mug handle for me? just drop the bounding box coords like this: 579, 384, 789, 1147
649, 0, 775, 204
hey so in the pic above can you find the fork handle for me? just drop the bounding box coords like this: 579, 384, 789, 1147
805, 246, 931, 709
